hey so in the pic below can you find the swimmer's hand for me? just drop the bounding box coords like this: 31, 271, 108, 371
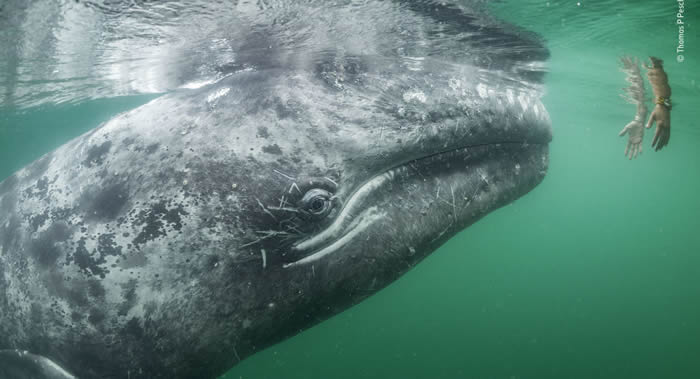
646, 103, 670, 151
620, 56, 641, 75
619, 118, 644, 159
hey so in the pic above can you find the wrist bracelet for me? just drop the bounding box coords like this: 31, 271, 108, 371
656, 97, 671, 110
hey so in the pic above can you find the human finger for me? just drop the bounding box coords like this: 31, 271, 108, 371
646, 112, 655, 129
619, 125, 630, 136
656, 123, 668, 150
652, 127, 661, 149
655, 129, 668, 151
625, 141, 634, 159
659, 130, 669, 150
633, 144, 639, 159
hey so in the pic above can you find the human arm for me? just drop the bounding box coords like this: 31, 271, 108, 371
618, 56, 646, 159
644, 56, 671, 151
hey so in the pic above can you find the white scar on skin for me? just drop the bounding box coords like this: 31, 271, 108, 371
45, 359, 77, 379
284, 206, 384, 268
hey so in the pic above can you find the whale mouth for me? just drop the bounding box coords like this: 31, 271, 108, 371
284, 139, 549, 269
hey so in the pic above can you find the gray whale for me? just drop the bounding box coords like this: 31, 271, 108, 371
0, 1, 551, 377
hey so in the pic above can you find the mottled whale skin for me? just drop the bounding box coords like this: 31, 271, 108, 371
0, 1, 551, 378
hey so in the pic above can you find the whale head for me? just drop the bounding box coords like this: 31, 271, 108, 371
0, 1, 550, 378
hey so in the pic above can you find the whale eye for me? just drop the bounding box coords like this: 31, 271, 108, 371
300, 188, 333, 219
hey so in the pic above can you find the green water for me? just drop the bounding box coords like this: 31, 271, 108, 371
1, 0, 699, 378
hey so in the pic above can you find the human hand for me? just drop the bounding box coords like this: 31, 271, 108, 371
643, 56, 664, 70
619, 118, 644, 159
620, 56, 640, 74
646, 103, 670, 151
